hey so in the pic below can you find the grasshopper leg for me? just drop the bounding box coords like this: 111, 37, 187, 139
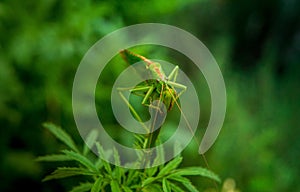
167, 65, 179, 82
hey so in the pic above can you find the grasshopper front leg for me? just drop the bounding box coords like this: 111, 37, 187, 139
167, 65, 179, 82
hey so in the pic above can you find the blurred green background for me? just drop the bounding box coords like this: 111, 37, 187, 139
1, 0, 299, 191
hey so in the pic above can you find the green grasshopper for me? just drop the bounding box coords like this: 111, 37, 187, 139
117, 49, 187, 148
118, 52, 218, 188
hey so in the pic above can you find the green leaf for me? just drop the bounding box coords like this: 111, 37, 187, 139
36, 154, 73, 162
168, 176, 198, 192
43, 123, 79, 153
169, 182, 185, 192
157, 145, 165, 170
83, 129, 99, 156
91, 176, 103, 192
171, 167, 221, 183
69, 182, 93, 192
158, 156, 183, 176
96, 143, 112, 174
113, 147, 123, 182
142, 177, 157, 187
110, 179, 121, 192
162, 178, 171, 192
126, 169, 140, 186
167, 175, 187, 183
42, 167, 96, 182
122, 186, 133, 192
181, 181, 199, 192
146, 165, 158, 177
142, 184, 164, 192
95, 158, 103, 170
62, 150, 97, 172
113, 147, 121, 166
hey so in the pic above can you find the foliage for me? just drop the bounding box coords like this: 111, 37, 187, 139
37, 123, 220, 192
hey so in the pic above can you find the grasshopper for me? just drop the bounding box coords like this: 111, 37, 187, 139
117, 50, 218, 189
117, 49, 187, 148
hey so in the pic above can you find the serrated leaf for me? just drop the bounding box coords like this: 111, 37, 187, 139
113, 147, 123, 182
91, 176, 103, 192
162, 178, 171, 192
62, 150, 97, 172
83, 129, 99, 156
36, 154, 73, 162
157, 145, 165, 170
152, 146, 165, 172
122, 186, 133, 192
96, 143, 112, 174
42, 167, 96, 182
142, 184, 164, 192
169, 182, 185, 192
171, 167, 221, 183
95, 158, 103, 170
168, 176, 198, 192
167, 175, 187, 183
69, 182, 93, 192
142, 177, 157, 187
110, 179, 121, 192
158, 156, 182, 176
146, 165, 158, 177
43, 123, 79, 153
113, 147, 121, 166
181, 181, 199, 192
126, 169, 140, 186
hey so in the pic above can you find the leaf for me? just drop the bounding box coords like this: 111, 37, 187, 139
142, 184, 164, 192
113, 147, 123, 182
96, 143, 112, 174
142, 177, 157, 187
36, 154, 73, 162
157, 145, 165, 170
181, 181, 199, 192
146, 165, 158, 177
83, 129, 99, 156
69, 182, 93, 192
42, 167, 96, 182
171, 167, 221, 183
43, 123, 79, 153
162, 178, 171, 192
158, 156, 183, 176
95, 158, 103, 170
122, 186, 133, 192
113, 147, 121, 166
62, 150, 97, 172
151, 146, 164, 175
126, 169, 140, 186
110, 179, 121, 192
167, 175, 187, 183
168, 175, 198, 192
169, 182, 185, 192
91, 176, 103, 192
